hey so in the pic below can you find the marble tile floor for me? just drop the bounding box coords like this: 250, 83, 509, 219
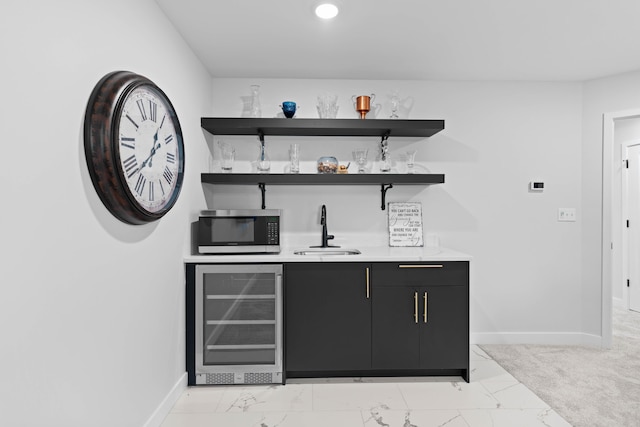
160, 346, 571, 427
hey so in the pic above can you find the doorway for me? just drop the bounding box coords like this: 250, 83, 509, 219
604, 110, 640, 348
623, 142, 640, 312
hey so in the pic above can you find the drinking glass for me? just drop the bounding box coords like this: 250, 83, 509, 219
352, 149, 368, 173
218, 141, 235, 172
317, 93, 338, 118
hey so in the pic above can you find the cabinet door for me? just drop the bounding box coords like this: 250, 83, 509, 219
419, 285, 468, 369
371, 262, 469, 373
372, 285, 420, 369
285, 263, 371, 373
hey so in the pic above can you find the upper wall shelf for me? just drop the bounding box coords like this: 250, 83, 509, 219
200, 118, 445, 138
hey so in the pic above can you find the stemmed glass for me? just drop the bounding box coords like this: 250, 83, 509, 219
352, 149, 369, 173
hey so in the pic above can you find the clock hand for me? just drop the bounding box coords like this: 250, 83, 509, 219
147, 127, 161, 168
139, 127, 162, 170
140, 142, 162, 170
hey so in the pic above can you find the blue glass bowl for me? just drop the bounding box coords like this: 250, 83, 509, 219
281, 101, 297, 118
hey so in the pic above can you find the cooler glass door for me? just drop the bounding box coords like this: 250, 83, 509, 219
195, 264, 283, 372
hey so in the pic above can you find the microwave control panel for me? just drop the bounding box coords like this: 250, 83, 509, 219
267, 218, 279, 244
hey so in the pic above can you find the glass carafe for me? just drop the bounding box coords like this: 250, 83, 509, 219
249, 84, 262, 118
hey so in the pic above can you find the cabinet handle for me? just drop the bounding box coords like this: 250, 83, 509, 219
423, 292, 428, 323
366, 267, 370, 299
399, 264, 443, 268
414, 292, 419, 323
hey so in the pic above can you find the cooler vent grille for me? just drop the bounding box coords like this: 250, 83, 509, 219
206, 373, 234, 384
245, 372, 273, 384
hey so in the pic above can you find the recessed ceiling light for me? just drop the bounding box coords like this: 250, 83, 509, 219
315, 3, 339, 19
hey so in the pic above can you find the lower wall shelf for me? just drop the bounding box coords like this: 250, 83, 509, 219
202, 173, 444, 185
201, 173, 445, 210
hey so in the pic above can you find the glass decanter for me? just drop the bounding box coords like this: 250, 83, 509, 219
249, 84, 262, 118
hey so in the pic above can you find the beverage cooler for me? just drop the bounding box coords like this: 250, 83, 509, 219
186, 264, 283, 385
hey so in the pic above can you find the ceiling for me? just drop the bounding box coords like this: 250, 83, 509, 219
156, 0, 640, 82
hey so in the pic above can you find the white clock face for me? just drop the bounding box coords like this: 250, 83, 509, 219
117, 86, 182, 213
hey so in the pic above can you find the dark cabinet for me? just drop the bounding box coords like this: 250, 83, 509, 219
371, 262, 469, 381
283, 261, 469, 381
284, 263, 372, 375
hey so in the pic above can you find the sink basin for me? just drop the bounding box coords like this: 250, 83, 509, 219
294, 248, 361, 256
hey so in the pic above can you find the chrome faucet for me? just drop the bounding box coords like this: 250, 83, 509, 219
313, 204, 339, 248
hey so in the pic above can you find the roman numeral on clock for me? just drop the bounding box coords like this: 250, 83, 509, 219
126, 114, 139, 129
163, 166, 174, 184
148, 181, 155, 201
166, 152, 176, 164
123, 154, 139, 178
135, 174, 146, 196
164, 134, 174, 145
136, 99, 148, 121
149, 100, 157, 122
120, 136, 135, 150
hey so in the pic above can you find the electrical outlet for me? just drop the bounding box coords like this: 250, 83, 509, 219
558, 208, 576, 222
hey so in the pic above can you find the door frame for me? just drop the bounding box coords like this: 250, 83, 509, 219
603, 108, 640, 348
622, 141, 640, 311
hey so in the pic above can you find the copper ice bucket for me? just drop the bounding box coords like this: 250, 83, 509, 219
352, 94, 375, 119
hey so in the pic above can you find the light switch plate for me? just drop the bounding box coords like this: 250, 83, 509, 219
529, 181, 544, 191
558, 208, 576, 222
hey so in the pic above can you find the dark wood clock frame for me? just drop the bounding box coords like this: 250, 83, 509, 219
84, 71, 185, 224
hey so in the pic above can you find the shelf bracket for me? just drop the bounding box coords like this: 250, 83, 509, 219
258, 183, 267, 209
380, 183, 393, 210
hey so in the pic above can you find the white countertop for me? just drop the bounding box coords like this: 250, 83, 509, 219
185, 233, 471, 263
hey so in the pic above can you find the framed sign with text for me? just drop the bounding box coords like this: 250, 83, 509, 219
388, 202, 424, 247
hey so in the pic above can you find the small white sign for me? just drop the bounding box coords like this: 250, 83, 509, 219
388, 202, 424, 247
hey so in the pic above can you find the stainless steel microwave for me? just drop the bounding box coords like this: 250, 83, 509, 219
197, 209, 281, 254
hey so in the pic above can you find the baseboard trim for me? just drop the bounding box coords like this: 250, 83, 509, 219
143, 372, 187, 427
472, 332, 602, 347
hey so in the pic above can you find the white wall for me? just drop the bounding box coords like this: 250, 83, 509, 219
209, 78, 585, 344
0, 1, 210, 426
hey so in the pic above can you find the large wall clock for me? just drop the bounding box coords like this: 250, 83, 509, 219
84, 71, 185, 224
